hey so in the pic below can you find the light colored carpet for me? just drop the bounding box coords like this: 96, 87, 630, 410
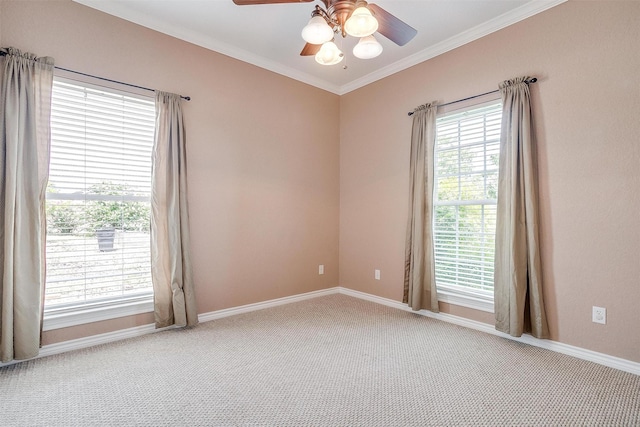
1, 294, 638, 426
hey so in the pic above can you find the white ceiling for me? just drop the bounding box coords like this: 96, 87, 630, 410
73, 0, 565, 95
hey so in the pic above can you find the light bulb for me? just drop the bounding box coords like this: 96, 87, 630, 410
344, 6, 378, 38
315, 41, 343, 65
301, 16, 334, 45
352, 35, 383, 59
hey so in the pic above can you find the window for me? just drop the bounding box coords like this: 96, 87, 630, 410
433, 102, 501, 311
44, 79, 155, 329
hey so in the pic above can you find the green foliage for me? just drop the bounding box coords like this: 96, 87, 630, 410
434, 141, 498, 292
86, 183, 150, 232
87, 200, 150, 232
46, 181, 150, 235
47, 202, 78, 234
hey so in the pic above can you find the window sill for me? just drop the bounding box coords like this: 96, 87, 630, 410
43, 294, 154, 331
438, 287, 494, 313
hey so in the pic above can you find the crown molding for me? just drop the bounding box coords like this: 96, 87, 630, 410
74, 0, 566, 95
338, 0, 567, 94
167, 32, 343, 94
73, 0, 343, 94
150, 28, 343, 94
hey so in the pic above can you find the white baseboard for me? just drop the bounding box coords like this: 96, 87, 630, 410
0, 287, 340, 368
197, 287, 338, 323
337, 287, 640, 377
3, 285, 638, 377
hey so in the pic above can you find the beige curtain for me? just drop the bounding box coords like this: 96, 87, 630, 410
404, 103, 439, 312
151, 92, 198, 328
494, 77, 549, 338
0, 48, 54, 362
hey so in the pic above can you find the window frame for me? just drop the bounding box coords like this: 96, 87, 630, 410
433, 99, 502, 313
42, 76, 155, 331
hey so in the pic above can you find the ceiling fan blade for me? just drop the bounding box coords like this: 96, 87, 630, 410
368, 3, 417, 46
232, 0, 313, 5
300, 43, 322, 56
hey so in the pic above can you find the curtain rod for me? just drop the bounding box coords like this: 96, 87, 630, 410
0, 49, 191, 101
55, 66, 191, 101
407, 77, 537, 116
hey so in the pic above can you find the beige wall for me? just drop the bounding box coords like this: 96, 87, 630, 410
1, 0, 340, 345
340, 0, 640, 362
2, 0, 638, 363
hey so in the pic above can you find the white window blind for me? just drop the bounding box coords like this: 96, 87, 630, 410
433, 102, 502, 296
45, 79, 155, 309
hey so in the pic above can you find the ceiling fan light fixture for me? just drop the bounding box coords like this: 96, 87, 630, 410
352, 35, 383, 59
301, 16, 334, 45
344, 6, 378, 38
315, 41, 344, 65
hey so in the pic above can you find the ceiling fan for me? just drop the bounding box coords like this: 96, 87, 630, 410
232, 0, 417, 65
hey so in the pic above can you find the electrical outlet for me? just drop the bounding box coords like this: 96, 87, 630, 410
318, 265, 324, 275
592, 306, 606, 325
374, 269, 381, 280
